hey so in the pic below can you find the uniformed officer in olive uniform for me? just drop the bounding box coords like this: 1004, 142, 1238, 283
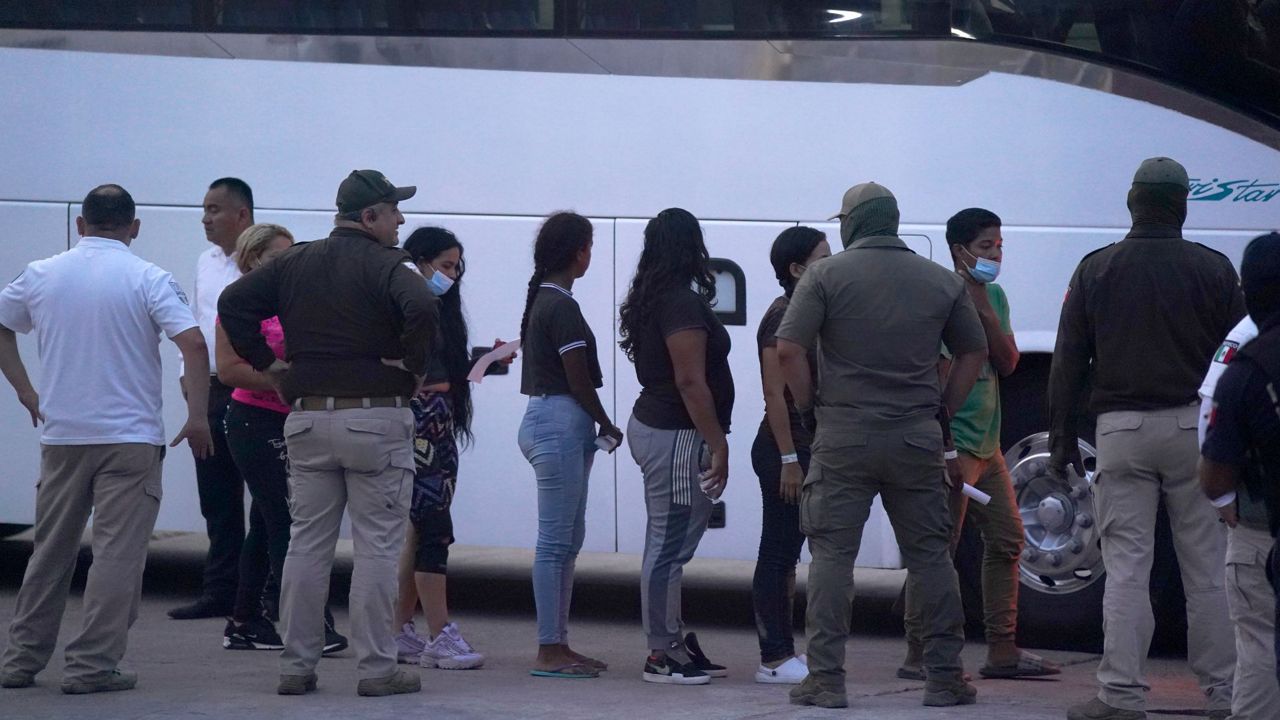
1049, 157, 1243, 720
776, 182, 988, 709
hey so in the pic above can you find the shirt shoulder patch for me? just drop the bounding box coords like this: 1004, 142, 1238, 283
169, 279, 190, 305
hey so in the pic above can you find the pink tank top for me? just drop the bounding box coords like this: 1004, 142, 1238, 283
227, 316, 290, 415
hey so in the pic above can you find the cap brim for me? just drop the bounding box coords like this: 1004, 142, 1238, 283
392, 186, 417, 202
827, 212, 842, 221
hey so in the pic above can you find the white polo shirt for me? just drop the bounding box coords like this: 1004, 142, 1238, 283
0, 236, 198, 445
190, 244, 242, 374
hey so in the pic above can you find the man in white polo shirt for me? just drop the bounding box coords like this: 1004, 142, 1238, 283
0, 184, 213, 694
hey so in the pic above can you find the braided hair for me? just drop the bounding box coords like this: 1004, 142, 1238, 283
618, 208, 715, 361
403, 226, 474, 445
519, 212, 595, 343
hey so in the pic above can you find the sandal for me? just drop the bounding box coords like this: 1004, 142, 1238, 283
979, 651, 1062, 679
530, 663, 600, 679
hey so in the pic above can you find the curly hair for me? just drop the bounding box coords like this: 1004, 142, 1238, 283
618, 208, 715, 361
518, 212, 594, 344
403, 226, 473, 445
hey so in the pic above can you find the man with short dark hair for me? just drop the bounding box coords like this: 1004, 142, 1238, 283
220, 170, 437, 697
1199, 232, 1280, 712
0, 184, 212, 693
900, 208, 1060, 681
1051, 157, 1241, 720
170, 177, 257, 621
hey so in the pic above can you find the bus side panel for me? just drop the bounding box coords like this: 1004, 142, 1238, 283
0, 201, 68, 526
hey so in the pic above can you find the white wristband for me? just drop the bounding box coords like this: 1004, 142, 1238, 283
780, 453, 799, 465
1210, 491, 1237, 509
944, 449, 958, 461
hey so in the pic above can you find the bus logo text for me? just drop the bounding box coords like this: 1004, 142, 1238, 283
1188, 178, 1279, 203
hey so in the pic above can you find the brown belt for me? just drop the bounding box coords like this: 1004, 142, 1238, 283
292, 396, 407, 412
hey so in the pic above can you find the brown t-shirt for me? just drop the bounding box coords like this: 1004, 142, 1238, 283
776, 235, 986, 423
757, 295, 816, 448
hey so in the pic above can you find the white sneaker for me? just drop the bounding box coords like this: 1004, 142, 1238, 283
420, 622, 485, 670
755, 655, 808, 684
395, 622, 427, 664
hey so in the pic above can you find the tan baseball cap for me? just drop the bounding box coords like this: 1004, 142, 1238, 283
828, 182, 895, 220
1132, 157, 1189, 189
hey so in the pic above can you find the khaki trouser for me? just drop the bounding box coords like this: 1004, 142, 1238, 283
904, 451, 1024, 650
802, 411, 965, 687
1, 444, 162, 683
279, 407, 414, 681
1226, 524, 1278, 720
1093, 405, 1234, 712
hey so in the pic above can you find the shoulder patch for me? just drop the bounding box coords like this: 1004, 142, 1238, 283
169, 279, 190, 305
402, 261, 423, 277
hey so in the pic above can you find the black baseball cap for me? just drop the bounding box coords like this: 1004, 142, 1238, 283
336, 170, 416, 214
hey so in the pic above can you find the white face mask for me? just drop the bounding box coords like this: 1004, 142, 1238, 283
426, 267, 455, 296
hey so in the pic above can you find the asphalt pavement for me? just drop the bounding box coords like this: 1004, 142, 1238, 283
0, 532, 1214, 719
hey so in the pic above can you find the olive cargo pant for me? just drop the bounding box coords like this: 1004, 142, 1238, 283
1092, 405, 1233, 712
1, 444, 163, 684
279, 407, 415, 682
802, 410, 965, 687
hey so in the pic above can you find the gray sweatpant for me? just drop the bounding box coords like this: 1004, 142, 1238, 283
628, 416, 714, 651
1, 443, 163, 684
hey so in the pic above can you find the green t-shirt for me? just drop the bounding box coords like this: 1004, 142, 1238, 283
946, 283, 1012, 459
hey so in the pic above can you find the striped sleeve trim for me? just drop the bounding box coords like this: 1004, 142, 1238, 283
558, 340, 588, 355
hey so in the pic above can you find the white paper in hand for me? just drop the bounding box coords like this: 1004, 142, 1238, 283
467, 340, 520, 384
961, 484, 992, 506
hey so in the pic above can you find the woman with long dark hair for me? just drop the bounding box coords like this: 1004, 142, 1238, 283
751, 226, 829, 684
517, 212, 620, 679
392, 226, 486, 670
619, 207, 734, 685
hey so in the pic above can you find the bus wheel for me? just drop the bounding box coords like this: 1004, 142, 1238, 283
1009, 432, 1106, 651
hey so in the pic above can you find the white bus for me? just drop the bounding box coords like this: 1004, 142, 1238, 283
1, 1, 1277, 647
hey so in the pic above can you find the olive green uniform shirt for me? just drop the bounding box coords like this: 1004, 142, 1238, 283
776, 235, 987, 423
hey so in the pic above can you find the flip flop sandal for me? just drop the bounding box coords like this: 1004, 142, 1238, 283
576, 657, 608, 671
979, 651, 1062, 679
530, 663, 599, 679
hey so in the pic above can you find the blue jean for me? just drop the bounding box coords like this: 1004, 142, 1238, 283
518, 395, 597, 646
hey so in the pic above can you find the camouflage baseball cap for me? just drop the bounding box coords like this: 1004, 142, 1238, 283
1132, 157, 1189, 190
336, 170, 416, 214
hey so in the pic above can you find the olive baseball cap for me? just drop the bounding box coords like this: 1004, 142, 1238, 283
336, 169, 416, 214
828, 182, 895, 220
1132, 157, 1189, 189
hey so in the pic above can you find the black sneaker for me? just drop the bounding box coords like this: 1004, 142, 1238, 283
322, 616, 348, 656
223, 615, 284, 651
642, 653, 709, 685
683, 632, 728, 678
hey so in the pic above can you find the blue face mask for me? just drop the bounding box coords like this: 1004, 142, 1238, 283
963, 247, 1001, 283
426, 268, 455, 296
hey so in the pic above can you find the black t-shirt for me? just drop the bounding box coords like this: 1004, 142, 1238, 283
630, 287, 734, 431
757, 295, 815, 448
520, 284, 602, 396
